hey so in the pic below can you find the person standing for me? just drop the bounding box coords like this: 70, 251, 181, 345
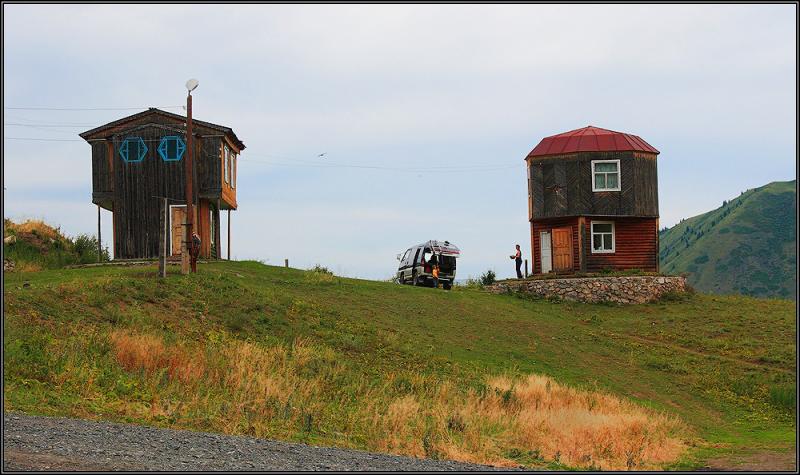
432, 263, 440, 288
190, 232, 202, 273
509, 244, 523, 279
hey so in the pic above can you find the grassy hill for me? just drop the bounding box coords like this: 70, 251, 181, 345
3, 219, 109, 271
660, 180, 797, 299
3, 261, 795, 470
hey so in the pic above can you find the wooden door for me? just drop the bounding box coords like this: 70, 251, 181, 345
171, 206, 186, 256
540, 231, 553, 273
552, 227, 573, 271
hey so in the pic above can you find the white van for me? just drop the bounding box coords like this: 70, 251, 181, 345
396, 240, 460, 290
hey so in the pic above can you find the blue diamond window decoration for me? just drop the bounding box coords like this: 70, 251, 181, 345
158, 136, 186, 162
119, 137, 148, 163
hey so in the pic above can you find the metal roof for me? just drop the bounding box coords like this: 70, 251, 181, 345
79, 108, 245, 151
526, 126, 658, 159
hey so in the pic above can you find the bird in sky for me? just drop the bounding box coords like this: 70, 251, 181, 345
318, 153, 326, 158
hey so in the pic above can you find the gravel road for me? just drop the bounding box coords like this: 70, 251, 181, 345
3, 413, 511, 471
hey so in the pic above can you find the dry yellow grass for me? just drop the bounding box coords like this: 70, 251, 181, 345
110, 331, 204, 385
15, 262, 43, 272
108, 331, 686, 470
8, 219, 61, 241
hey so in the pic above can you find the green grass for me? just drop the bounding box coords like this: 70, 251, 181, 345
3, 219, 110, 270
659, 180, 796, 300
3, 261, 796, 469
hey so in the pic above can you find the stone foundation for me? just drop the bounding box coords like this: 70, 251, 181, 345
486, 275, 686, 304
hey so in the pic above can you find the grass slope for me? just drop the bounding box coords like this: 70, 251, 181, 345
3, 262, 796, 469
659, 180, 796, 299
3, 219, 109, 271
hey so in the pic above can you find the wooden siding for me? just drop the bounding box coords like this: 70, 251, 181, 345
582, 217, 658, 272
219, 137, 239, 210
528, 151, 658, 219
111, 124, 192, 258
197, 137, 222, 197
196, 200, 212, 258
530, 217, 657, 273
91, 141, 113, 193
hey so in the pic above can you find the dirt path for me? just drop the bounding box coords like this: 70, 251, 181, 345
702, 449, 797, 472
3, 413, 510, 471
619, 333, 795, 375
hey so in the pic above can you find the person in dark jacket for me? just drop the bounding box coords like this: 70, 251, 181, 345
509, 244, 523, 279
190, 232, 202, 273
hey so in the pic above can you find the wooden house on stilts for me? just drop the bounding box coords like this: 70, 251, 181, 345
79, 108, 244, 260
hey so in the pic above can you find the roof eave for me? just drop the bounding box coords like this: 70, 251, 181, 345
526, 149, 660, 160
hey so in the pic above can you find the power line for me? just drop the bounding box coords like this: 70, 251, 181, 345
4, 106, 184, 111
3, 115, 98, 126
245, 153, 520, 171
2, 136, 521, 172
244, 157, 518, 173
5, 123, 87, 128
4, 137, 82, 142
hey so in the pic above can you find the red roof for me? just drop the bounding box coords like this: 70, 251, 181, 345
526, 126, 659, 159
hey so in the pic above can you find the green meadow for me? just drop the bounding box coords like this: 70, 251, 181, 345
3, 261, 795, 469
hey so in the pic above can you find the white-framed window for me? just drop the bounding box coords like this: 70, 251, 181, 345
591, 221, 615, 253
223, 144, 230, 184
231, 152, 237, 189
592, 159, 620, 191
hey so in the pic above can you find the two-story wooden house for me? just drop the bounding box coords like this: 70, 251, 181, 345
526, 126, 660, 274
79, 108, 244, 260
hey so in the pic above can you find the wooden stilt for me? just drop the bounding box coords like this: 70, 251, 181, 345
97, 205, 102, 262
158, 198, 167, 278
227, 209, 231, 261
214, 200, 221, 259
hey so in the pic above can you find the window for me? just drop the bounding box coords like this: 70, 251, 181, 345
227, 149, 232, 186
119, 137, 147, 163
592, 160, 620, 191
231, 151, 237, 189
157, 136, 186, 162
223, 145, 230, 184
591, 221, 615, 253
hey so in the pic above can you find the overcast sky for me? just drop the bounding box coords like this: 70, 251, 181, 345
3, 4, 796, 280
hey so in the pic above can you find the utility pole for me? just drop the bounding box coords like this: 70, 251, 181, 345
182, 79, 199, 274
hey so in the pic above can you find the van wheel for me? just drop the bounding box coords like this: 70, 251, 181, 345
443, 282, 452, 290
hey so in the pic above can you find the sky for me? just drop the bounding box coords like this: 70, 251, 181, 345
3, 4, 797, 280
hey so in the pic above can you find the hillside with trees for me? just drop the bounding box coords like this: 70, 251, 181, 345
660, 180, 796, 299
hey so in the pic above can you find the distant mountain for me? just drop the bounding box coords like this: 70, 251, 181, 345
660, 180, 796, 300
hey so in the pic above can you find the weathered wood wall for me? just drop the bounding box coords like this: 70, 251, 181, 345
89, 124, 223, 259
582, 217, 658, 273
530, 217, 658, 274
111, 125, 193, 258
528, 152, 658, 219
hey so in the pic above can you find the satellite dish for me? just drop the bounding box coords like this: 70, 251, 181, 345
185, 79, 199, 92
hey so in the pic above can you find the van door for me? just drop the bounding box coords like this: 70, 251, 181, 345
412, 247, 422, 271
